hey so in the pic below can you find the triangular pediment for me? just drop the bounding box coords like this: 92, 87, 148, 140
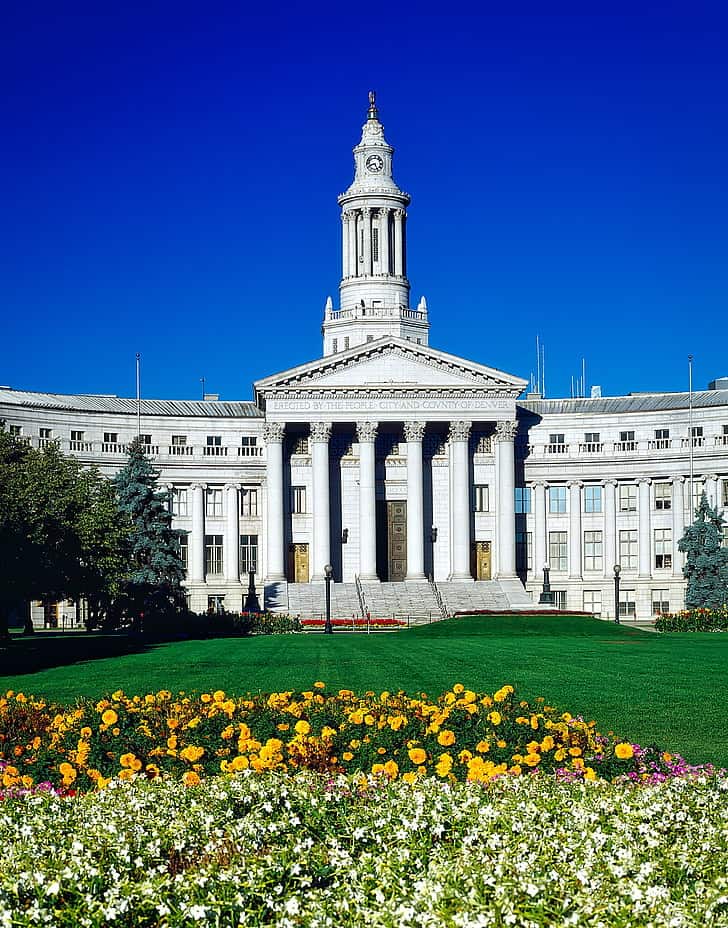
254, 337, 527, 396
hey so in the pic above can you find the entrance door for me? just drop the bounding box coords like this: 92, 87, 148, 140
388, 501, 407, 581
473, 541, 492, 580
288, 543, 309, 583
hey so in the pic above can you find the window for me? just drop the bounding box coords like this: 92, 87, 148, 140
39, 428, 52, 439
240, 436, 258, 456
372, 226, 379, 262
172, 435, 187, 446
583, 590, 602, 617
583, 530, 603, 571
291, 486, 307, 514
724, 481, 728, 508
549, 433, 565, 445
206, 435, 222, 450
584, 432, 600, 444
206, 488, 223, 518
104, 432, 118, 444
619, 590, 636, 619
70, 429, 83, 442
204, 535, 223, 575
654, 428, 669, 448
691, 426, 703, 438
367, 335, 374, 343
583, 485, 602, 513
654, 482, 672, 510
292, 437, 309, 455
239, 534, 258, 575
332, 338, 338, 353
619, 431, 635, 443
207, 595, 225, 615
516, 531, 532, 571
474, 434, 492, 454
654, 528, 672, 569
514, 487, 531, 513
473, 485, 489, 512
619, 530, 638, 569
619, 485, 637, 512
549, 486, 567, 513
652, 590, 670, 616
240, 487, 259, 517
549, 531, 568, 571
344, 336, 350, 350
553, 591, 567, 610
139, 433, 152, 446
9, 424, 21, 436
172, 488, 188, 517
686, 481, 704, 514
178, 533, 189, 572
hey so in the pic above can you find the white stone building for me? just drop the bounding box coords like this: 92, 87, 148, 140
2, 94, 727, 625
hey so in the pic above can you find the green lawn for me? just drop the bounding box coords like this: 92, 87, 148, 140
2, 615, 726, 767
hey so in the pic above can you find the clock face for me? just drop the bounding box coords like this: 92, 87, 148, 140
365, 154, 384, 173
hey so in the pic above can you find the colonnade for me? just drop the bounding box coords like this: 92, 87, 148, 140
264, 419, 519, 583
185, 482, 247, 584
341, 207, 406, 279
529, 474, 703, 580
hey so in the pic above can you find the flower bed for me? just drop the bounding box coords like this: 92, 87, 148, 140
301, 617, 406, 628
0, 684, 718, 794
1, 771, 727, 926
655, 606, 728, 632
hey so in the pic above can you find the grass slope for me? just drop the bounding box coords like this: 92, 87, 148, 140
2, 615, 726, 767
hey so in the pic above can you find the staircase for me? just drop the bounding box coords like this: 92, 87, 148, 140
361, 581, 441, 626
436, 579, 533, 615
285, 582, 362, 620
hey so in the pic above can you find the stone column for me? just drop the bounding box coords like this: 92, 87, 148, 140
604, 479, 617, 576
224, 484, 240, 583
264, 422, 286, 581
341, 212, 349, 278
568, 481, 583, 579
404, 421, 426, 580
394, 209, 405, 277
638, 478, 652, 578
356, 421, 378, 580
189, 483, 205, 582
311, 421, 333, 581
349, 210, 358, 277
449, 420, 472, 580
706, 473, 719, 507
495, 420, 518, 578
672, 475, 685, 578
380, 208, 390, 275
532, 481, 547, 575
362, 208, 372, 277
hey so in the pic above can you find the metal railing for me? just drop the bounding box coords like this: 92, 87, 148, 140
354, 575, 368, 620
429, 575, 449, 620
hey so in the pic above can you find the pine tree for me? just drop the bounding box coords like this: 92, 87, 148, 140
678, 492, 728, 609
113, 437, 185, 627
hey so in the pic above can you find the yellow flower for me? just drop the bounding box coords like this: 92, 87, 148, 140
313, 681, 325, 689
180, 745, 205, 763
383, 760, 399, 779
377, 746, 387, 755
568, 747, 582, 757
101, 709, 118, 726
476, 740, 490, 753
488, 711, 502, 726
342, 751, 354, 762
183, 771, 201, 787
408, 747, 427, 765
437, 729, 456, 747
435, 753, 453, 777
522, 752, 541, 767
584, 767, 597, 780
615, 742, 634, 760
452, 683, 464, 694
402, 771, 418, 785
80, 726, 92, 739
294, 719, 311, 736
213, 690, 226, 702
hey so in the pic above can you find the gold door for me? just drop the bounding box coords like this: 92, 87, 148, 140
290, 543, 309, 583
388, 501, 407, 581
474, 541, 492, 580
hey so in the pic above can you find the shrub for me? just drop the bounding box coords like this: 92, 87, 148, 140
655, 606, 728, 632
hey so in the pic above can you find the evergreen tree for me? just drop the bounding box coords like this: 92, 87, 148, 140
678, 492, 728, 609
113, 437, 186, 626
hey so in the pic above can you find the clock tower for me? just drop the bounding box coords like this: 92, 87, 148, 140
322, 92, 429, 355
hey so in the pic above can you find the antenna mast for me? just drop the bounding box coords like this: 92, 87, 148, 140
135, 353, 141, 439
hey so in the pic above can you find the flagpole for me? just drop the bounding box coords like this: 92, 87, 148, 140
136, 353, 141, 439
688, 354, 694, 514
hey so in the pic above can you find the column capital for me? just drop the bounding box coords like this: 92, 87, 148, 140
671, 474, 686, 484
356, 421, 378, 443
707, 473, 719, 482
310, 421, 333, 443
448, 420, 472, 442
361, 206, 372, 217
494, 420, 518, 443
530, 480, 547, 489
189, 483, 206, 491
567, 480, 584, 489
394, 208, 406, 220
403, 421, 426, 442
224, 482, 241, 492
637, 477, 652, 486
263, 422, 285, 444
604, 478, 618, 488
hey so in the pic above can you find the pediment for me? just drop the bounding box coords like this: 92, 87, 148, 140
255, 338, 527, 396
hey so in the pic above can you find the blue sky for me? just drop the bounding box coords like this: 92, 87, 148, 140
2, 3, 726, 401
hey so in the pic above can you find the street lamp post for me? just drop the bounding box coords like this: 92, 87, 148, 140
324, 563, 334, 634
614, 564, 621, 624
538, 564, 555, 605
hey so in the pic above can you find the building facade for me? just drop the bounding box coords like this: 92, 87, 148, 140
2, 95, 727, 624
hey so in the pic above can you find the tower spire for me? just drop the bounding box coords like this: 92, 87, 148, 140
367, 90, 378, 120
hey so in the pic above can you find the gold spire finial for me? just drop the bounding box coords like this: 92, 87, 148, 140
367, 90, 378, 119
